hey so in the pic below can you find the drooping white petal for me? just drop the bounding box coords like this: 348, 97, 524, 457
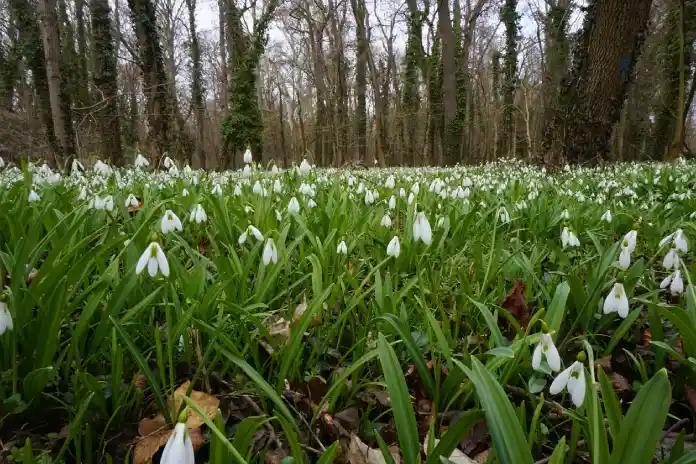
147, 256, 158, 277
674, 229, 688, 253
569, 367, 586, 407
532, 343, 543, 371
670, 270, 684, 295
135, 246, 151, 274
618, 248, 631, 270
549, 366, 572, 395
238, 232, 248, 245
155, 244, 169, 277
663, 248, 679, 270
387, 236, 400, 258
660, 274, 673, 289
543, 335, 561, 372
263, 239, 275, 265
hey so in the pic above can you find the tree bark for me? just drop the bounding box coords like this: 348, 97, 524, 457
91, 0, 123, 165
186, 0, 206, 169
439, 0, 457, 165
350, 0, 368, 164
542, 0, 653, 164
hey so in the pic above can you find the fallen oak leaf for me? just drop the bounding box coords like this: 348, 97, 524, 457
500, 280, 529, 330
347, 434, 400, 464
134, 415, 204, 464
170, 381, 219, 428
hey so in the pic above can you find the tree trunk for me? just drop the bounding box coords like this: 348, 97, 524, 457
542, 0, 653, 164
350, 0, 368, 164
499, 0, 519, 159
402, 0, 424, 166
127, 0, 175, 163
186, 0, 206, 169
438, 0, 457, 165
37, 0, 76, 165
91, 0, 123, 165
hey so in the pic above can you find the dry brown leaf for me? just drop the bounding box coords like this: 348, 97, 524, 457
500, 281, 529, 330
611, 373, 631, 392
596, 356, 613, 372
128, 198, 143, 213
264, 449, 287, 464
334, 407, 360, 430
347, 434, 400, 464
424, 435, 475, 463
358, 388, 391, 406
170, 381, 219, 428
134, 415, 204, 464
292, 298, 322, 328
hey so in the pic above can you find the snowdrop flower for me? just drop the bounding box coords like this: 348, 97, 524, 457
160, 421, 194, 464
560, 227, 579, 249
100, 195, 114, 211
499, 207, 510, 224
299, 158, 311, 175
161, 210, 183, 234
242, 164, 252, 178
136, 242, 170, 277
618, 230, 637, 269
94, 160, 112, 176
71, 158, 84, 174
0, 157, 4, 168
288, 197, 300, 214
134, 153, 149, 168
381, 214, 392, 228
356, 182, 365, 194
560, 209, 570, 220
243, 147, 253, 164
385, 175, 395, 189
271, 164, 279, 174
253, 181, 263, 195
28, 190, 40, 202
411, 183, 420, 194
336, 240, 348, 255
660, 229, 688, 253
388, 195, 396, 210
413, 212, 432, 246
212, 184, 223, 196
274, 179, 282, 193
364, 190, 375, 205
660, 270, 684, 295
603, 283, 629, 318
239, 225, 263, 244
189, 204, 207, 223
233, 184, 242, 196
462, 177, 472, 187
182, 189, 189, 197
532, 333, 561, 372
125, 194, 139, 208
307, 198, 317, 208
163, 156, 173, 169
399, 188, 406, 198
663, 248, 679, 270
601, 210, 612, 222
262, 238, 278, 265
408, 192, 415, 205
275, 210, 282, 221
0, 301, 13, 336
386, 236, 401, 258
550, 361, 586, 407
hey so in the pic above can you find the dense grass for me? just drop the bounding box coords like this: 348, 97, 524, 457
1, 157, 695, 463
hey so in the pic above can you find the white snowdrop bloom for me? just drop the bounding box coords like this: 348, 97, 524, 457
381, 214, 392, 228
233, 184, 242, 196
660, 270, 684, 295
460, 187, 470, 199
243, 147, 253, 164
135, 153, 149, 168
436, 216, 445, 228
242, 164, 252, 178
550, 361, 586, 407
71, 158, 84, 174
411, 183, 420, 194
274, 179, 282, 193
94, 160, 112, 176
125, 194, 139, 208
160, 422, 194, 464
288, 197, 300, 214
356, 182, 365, 194
253, 181, 263, 195
271, 164, 279, 174
169, 164, 179, 175
299, 158, 311, 175
262, 238, 278, 265
386, 236, 401, 258
429, 178, 444, 194
28, 190, 40, 202
532, 333, 561, 372
189, 204, 207, 223
660, 229, 688, 253
0, 301, 14, 336
622, 230, 637, 253
462, 177, 472, 187
212, 184, 223, 196
603, 283, 629, 318
347, 176, 355, 187
182, 188, 189, 197
439, 189, 447, 199
413, 212, 432, 246
0, 157, 4, 168
161, 210, 183, 234
499, 207, 510, 224
275, 210, 282, 221
385, 175, 395, 189
560, 209, 570, 220
136, 242, 170, 277
408, 192, 415, 205
601, 210, 612, 222
663, 248, 679, 270
101, 195, 114, 211
238, 225, 263, 244
399, 188, 406, 198
163, 156, 173, 168
307, 198, 317, 208
364, 190, 375, 205
336, 240, 348, 255
561, 227, 579, 248
388, 195, 396, 210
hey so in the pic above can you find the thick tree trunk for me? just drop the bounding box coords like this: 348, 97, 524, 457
91, 0, 123, 165
438, 0, 457, 165
186, 0, 206, 169
542, 0, 653, 164
499, 0, 519, 159
402, 0, 424, 166
350, 0, 368, 164
37, 0, 76, 165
